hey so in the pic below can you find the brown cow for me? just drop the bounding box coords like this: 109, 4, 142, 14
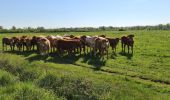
19, 36, 28, 51
2, 37, 15, 51
31, 36, 38, 51
94, 37, 110, 59
57, 39, 82, 55
107, 38, 119, 53
121, 34, 134, 54
12, 37, 22, 51
25, 38, 32, 51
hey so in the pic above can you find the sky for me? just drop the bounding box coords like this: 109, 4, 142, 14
0, 0, 170, 28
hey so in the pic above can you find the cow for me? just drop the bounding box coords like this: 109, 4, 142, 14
36, 37, 51, 55
107, 38, 119, 53
94, 37, 110, 59
31, 36, 38, 51
25, 38, 32, 51
2, 37, 15, 51
81, 35, 98, 54
57, 39, 82, 55
12, 37, 22, 51
19, 36, 28, 51
46, 35, 63, 52
121, 34, 134, 54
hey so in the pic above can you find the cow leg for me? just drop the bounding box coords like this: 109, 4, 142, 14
22, 45, 24, 51
124, 44, 126, 52
6, 45, 7, 50
32, 45, 34, 51
128, 45, 129, 53
79, 47, 82, 55
10, 45, 12, 51
83, 46, 86, 54
13, 45, 15, 51
107, 50, 109, 59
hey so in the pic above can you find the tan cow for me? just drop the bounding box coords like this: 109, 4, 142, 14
94, 37, 110, 59
37, 37, 51, 55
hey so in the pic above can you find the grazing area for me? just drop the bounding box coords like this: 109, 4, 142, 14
0, 30, 170, 99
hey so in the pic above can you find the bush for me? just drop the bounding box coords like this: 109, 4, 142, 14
38, 74, 112, 100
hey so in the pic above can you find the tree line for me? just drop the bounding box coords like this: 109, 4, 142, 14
0, 23, 170, 33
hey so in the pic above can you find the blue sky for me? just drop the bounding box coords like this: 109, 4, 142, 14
0, 0, 170, 28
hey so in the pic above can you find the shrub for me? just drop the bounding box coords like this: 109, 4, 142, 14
38, 74, 112, 100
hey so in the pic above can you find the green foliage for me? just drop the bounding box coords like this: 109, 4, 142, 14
38, 74, 99, 99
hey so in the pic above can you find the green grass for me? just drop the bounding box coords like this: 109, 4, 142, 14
0, 30, 170, 99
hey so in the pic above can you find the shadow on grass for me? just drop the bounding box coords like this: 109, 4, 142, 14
82, 53, 106, 70
119, 52, 133, 60
4, 50, 106, 70
5, 50, 37, 57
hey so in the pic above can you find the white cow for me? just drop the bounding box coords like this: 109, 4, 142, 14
84, 36, 98, 54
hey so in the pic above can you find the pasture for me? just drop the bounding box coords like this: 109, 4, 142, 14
0, 30, 170, 99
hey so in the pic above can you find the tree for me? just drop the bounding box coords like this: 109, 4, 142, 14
37, 27, 45, 32
12, 26, 16, 30
0, 26, 3, 30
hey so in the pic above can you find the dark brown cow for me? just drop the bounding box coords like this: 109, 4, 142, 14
31, 36, 38, 51
19, 36, 28, 51
2, 37, 15, 51
121, 34, 134, 54
107, 38, 119, 52
57, 39, 82, 55
59, 36, 85, 54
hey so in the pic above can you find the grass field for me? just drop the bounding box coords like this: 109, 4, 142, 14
0, 30, 170, 100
